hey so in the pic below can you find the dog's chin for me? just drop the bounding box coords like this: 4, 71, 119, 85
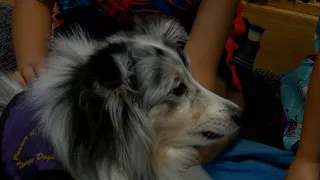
201, 131, 224, 139
192, 127, 240, 148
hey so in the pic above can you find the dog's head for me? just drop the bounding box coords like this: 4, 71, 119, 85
27, 17, 242, 180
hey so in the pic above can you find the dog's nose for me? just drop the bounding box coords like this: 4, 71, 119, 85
231, 110, 244, 126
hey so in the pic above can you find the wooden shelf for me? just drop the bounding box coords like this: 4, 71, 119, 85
252, 0, 320, 16
243, 3, 318, 73
0, 0, 14, 4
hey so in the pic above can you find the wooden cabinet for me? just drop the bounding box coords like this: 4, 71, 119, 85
243, 2, 318, 73
248, 0, 320, 16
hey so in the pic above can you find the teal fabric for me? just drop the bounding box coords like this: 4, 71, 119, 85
280, 16, 320, 152
315, 17, 320, 53
280, 56, 315, 152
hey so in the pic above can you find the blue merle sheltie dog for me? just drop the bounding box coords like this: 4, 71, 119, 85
0, 7, 242, 180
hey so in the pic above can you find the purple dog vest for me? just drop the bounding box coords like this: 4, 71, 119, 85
1, 93, 60, 180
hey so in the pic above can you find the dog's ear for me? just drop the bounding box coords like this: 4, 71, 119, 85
86, 45, 126, 89
134, 16, 188, 46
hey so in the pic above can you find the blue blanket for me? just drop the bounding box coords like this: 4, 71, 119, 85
203, 139, 294, 180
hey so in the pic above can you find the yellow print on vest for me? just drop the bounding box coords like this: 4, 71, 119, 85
29, 128, 36, 137
13, 136, 29, 161
36, 153, 55, 161
16, 158, 34, 169
13, 128, 41, 161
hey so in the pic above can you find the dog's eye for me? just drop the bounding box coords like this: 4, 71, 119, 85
173, 82, 187, 96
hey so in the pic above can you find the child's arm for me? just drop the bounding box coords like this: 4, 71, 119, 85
286, 52, 320, 180
185, 0, 239, 93
12, 0, 55, 86
184, 0, 240, 164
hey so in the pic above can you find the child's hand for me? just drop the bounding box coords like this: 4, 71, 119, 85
14, 64, 40, 88
285, 157, 319, 180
